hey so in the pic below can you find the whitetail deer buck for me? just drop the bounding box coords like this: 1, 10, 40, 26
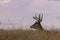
30, 14, 43, 30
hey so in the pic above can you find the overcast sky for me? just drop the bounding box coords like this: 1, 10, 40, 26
0, 0, 60, 30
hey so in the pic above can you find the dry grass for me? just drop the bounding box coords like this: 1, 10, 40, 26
0, 29, 60, 40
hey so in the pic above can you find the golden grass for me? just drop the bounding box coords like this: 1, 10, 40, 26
0, 29, 60, 40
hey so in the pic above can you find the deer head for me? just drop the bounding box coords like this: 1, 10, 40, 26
30, 14, 43, 30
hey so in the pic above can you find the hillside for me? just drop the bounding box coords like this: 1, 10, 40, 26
0, 29, 60, 40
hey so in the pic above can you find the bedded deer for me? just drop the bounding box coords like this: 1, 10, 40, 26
30, 14, 43, 30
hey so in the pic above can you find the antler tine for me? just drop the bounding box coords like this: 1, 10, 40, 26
38, 13, 43, 22
35, 14, 37, 18
42, 13, 43, 19
38, 14, 40, 20
41, 13, 43, 22
33, 14, 38, 20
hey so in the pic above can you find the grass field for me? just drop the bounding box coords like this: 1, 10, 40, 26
0, 29, 60, 40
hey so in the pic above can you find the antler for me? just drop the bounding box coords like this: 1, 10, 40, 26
38, 13, 43, 22
33, 14, 39, 20
33, 13, 43, 22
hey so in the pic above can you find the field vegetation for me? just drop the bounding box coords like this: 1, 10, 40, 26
0, 29, 60, 40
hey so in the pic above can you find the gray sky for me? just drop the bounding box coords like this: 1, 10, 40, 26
0, 0, 60, 30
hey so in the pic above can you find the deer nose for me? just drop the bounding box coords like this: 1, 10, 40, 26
30, 26, 33, 28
